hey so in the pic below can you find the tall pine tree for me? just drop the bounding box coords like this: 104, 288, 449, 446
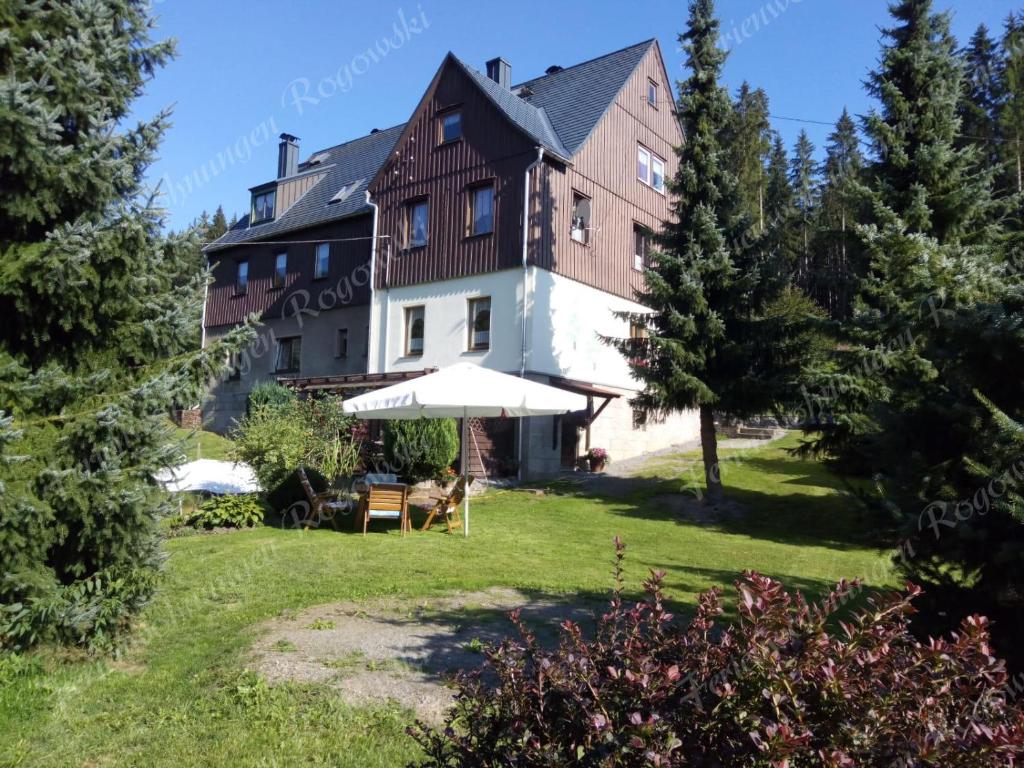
612, 0, 808, 501
958, 24, 1004, 172
789, 130, 819, 287
0, 0, 251, 649
725, 82, 772, 233
811, 110, 865, 318
804, 0, 1024, 663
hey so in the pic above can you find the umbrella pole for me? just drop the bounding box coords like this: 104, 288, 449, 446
462, 408, 469, 537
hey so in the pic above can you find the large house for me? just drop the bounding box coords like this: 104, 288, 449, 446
202, 39, 699, 478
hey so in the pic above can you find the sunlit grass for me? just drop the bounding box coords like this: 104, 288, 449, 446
0, 434, 895, 767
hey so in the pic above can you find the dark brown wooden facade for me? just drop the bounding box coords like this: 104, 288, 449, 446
369, 57, 538, 291
369, 44, 680, 304
204, 215, 373, 328
529, 44, 680, 302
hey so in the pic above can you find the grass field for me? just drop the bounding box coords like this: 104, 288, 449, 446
172, 423, 236, 462
0, 435, 895, 767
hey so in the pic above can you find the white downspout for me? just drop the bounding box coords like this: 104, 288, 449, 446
518, 147, 544, 480
365, 191, 382, 374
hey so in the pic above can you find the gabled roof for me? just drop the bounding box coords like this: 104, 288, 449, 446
513, 39, 656, 156
452, 55, 571, 161
205, 123, 405, 252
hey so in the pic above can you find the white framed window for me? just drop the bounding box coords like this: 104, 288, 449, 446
335, 328, 348, 358
468, 296, 491, 350
252, 190, 275, 222
441, 111, 462, 143
275, 336, 301, 373
235, 260, 248, 295
637, 146, 665, 193
469, 184, 494, 236
407, 199, 429, 248
570, 192, 591, 245
273, 252, 287, 289
647, 79, 658, 108
314, 242, 330, 279
405, 306, 425, 356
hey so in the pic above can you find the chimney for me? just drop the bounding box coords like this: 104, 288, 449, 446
277, 133, 300, 178
485, 57, 511, 89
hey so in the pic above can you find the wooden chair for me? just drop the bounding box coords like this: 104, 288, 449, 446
421, 475, 474, 534
295, 466, 351, 529
360, 482, 410, 536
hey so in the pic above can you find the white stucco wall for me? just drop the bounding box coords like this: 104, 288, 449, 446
371, 268, 525, 374
528, 268, 650, 390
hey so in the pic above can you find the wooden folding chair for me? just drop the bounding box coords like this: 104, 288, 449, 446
361, 483, 410, 536
296, 466, 351, 529
421, 475, 474, 534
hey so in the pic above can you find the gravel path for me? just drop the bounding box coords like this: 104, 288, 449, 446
249, 588, 603, 722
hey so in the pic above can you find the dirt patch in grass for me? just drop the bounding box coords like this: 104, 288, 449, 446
248, 588, 602, 723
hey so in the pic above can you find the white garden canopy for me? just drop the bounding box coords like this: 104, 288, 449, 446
343, 363, 588, 535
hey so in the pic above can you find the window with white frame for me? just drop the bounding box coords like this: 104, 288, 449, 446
405, 306, 425, 356
275, 336, 301, 373
647, 79, 658, 108
570, 192, 591, 244
314, 242, 330, 279
637, 146, 666, 193
468, 296, 491, 350
273, 252, 287, 288
468, 184, 494, 236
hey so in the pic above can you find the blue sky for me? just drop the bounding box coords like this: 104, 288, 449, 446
132, 0, 1016, 231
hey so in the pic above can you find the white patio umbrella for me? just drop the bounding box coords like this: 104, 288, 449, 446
343, 363, 588, 536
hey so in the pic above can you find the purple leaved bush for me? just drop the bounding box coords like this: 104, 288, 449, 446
409, 539, 1024, 767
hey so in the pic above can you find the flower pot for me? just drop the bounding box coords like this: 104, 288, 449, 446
588, 457, 607, 473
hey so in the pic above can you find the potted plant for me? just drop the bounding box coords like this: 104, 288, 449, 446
586, 448, 610, 473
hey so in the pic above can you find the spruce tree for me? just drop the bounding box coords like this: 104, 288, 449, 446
789, 130, 819, 286
804, 0, 1024, 662
612, 0, 808, 501
1002, 14, 1024, 194
208, 205, 229, 241
762, 134, 798, 270
958, 24, 1004, 172
0, 0, 251, 649
812, 110, 865, 318
725, 82, 771, 232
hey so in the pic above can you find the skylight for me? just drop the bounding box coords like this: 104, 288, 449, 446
329, 178, 365, 204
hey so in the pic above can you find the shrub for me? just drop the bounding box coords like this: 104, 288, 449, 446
247, 381, 296, 412
186, 494, 266, 529
382, 418, 459, 483
410, 541, 1024, 767
232, 394, 360, 490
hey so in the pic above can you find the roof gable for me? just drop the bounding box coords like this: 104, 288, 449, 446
514, 39, 655, 155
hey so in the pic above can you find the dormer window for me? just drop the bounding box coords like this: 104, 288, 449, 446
441, 111, 461, 143
252, 189, 275, 223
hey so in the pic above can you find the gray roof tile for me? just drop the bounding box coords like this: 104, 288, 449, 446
205, 123, 405, 251
514, 39, 655, 155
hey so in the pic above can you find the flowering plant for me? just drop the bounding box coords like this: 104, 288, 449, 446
586, 447, 610, 462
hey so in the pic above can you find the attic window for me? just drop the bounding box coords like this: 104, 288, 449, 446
441, 111, 461, 143
307, 151, 330, 166
647, 79, 658, 108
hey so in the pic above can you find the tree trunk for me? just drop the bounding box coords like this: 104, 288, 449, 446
699, 405, 723, 503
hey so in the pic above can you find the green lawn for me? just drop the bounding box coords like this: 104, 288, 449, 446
0, 435, 895, 767
172, 424, 236, 462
